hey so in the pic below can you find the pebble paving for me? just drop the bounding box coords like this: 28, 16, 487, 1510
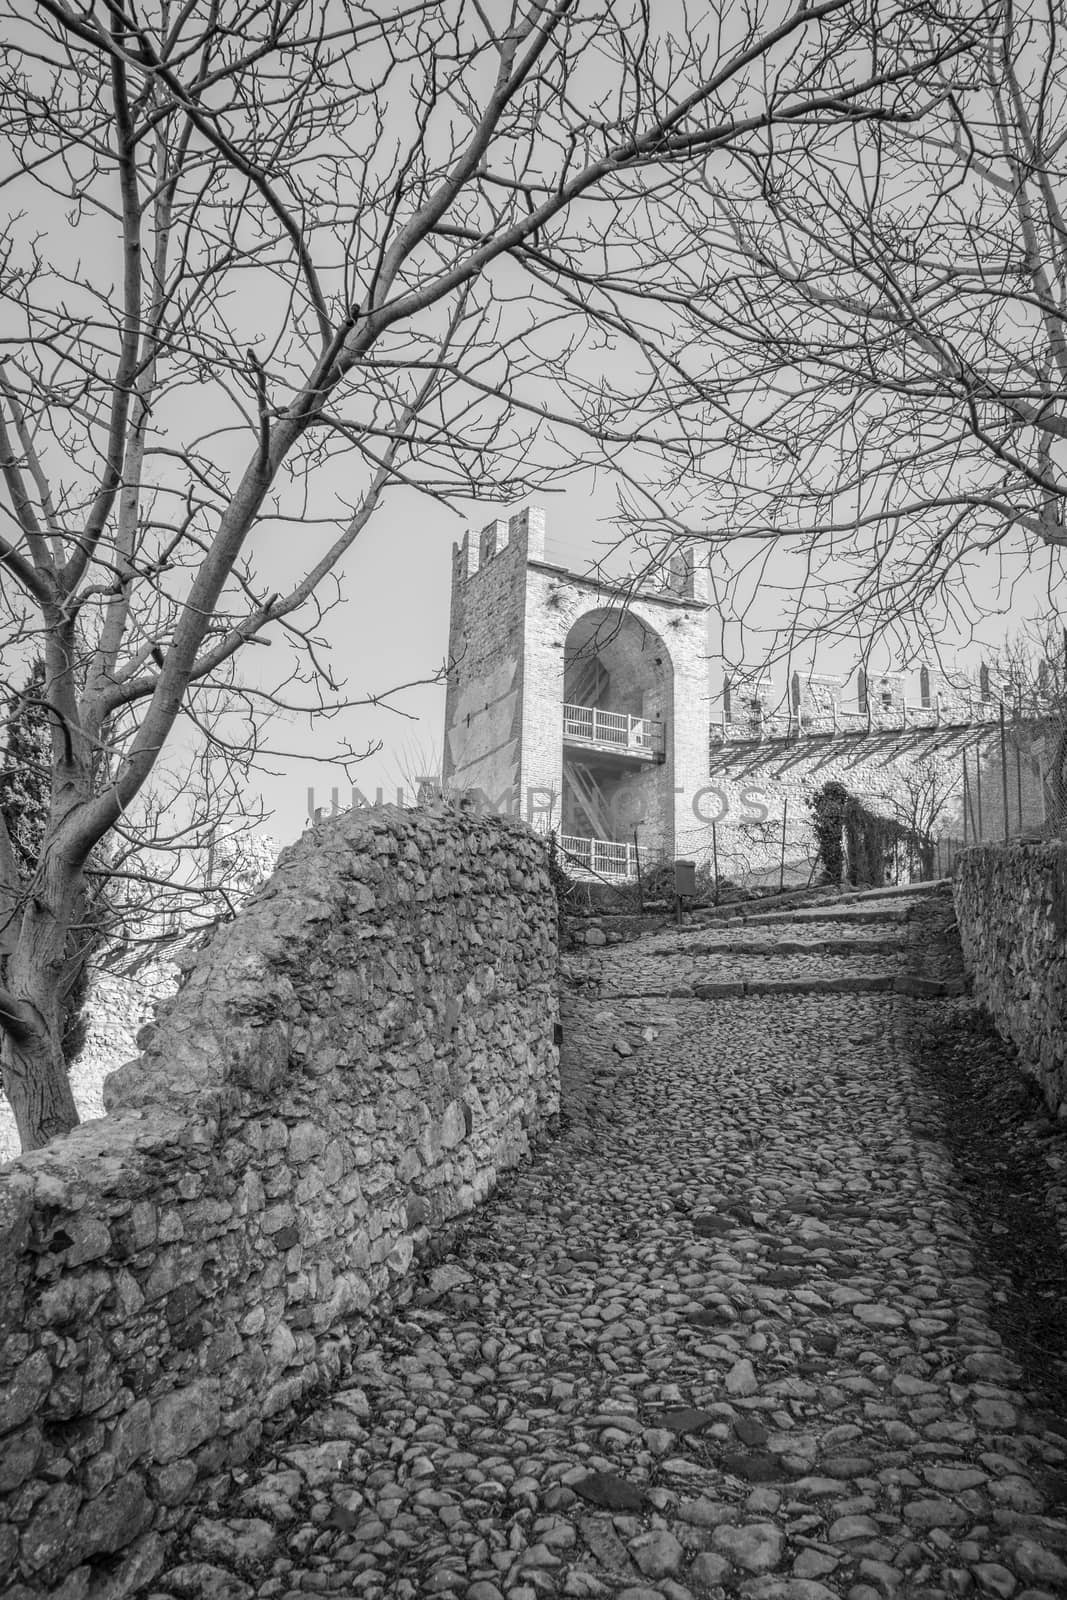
151, 888, 1067, 1600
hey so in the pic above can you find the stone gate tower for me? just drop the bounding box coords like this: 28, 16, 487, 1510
443, 506, 710, 874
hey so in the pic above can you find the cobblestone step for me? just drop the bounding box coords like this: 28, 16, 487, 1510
602, 973, 968, 1000
650, 939, 909, 959
742, 904, 913, 926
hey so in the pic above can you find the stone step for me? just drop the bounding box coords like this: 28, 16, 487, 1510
735, 904, 912, 926
602, 972, 968, 1000
651, 937, 907, 959
835, 877, 952, 901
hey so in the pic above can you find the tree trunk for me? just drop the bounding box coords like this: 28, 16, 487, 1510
1, 849, 86, 1151
2, 1025, 78, 1152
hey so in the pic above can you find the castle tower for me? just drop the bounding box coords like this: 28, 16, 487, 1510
443, 508, 710, 876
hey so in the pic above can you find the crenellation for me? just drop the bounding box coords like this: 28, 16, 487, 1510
452, 526, 479, 583
478, 517, 510, 566
509, 503, 546, 561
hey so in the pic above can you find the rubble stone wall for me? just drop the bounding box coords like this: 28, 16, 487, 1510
0, 807, 559, 1598
954, 841, 1067, 1117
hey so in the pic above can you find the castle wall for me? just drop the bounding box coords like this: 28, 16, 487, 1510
700, 723, 1050, 886
0, 807, 558, 1597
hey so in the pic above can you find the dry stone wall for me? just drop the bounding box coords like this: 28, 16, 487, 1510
0, 806, 559, 1599
954, 841, 1067, 1117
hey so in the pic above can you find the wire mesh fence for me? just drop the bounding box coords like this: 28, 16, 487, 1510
952, 701, 1066, 845
673, 813, 820, 898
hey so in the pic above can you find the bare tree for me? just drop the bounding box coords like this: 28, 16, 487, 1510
0, 1, 980, 1148
580, 0, 1065, 656
92, 748, 279, 977
879, 758, 960, 878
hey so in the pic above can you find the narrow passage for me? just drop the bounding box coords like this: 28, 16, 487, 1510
153, 887, 1067, 1600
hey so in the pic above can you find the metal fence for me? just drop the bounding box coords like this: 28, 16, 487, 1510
560, 834, 639, 880
674, 812, 820, 896
952, 706, 1065, 845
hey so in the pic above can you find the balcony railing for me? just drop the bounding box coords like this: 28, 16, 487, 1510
563, 703, 664, 757
560, 834, 638, 881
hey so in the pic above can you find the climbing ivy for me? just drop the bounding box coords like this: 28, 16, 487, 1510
809, 781, 917, 889
0, 659, 50, 881
809, 781, 847, 884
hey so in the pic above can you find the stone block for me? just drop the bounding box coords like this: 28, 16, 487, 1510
288, 1121, 326, 1163
150, 1381, 221, 1464
74, 1471, 149, 1557
0, 1350, 51, 1433
0, 1423, 42, 1491
440, 1100, 468, 1149
20, 1480, 84, 1575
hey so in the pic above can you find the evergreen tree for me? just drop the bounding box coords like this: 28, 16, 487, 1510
0, 660, 50, 882
0, 662, 100, 1065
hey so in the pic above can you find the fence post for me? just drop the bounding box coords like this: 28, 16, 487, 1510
962, 751, 969, 848
711, 820, 719, 905
779, 797, 788, 892
999, 702, 1010, 843
633, 829, 644, 912
976, 740, 984, 840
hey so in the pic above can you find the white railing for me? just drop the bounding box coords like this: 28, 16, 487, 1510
563, 703, 664, 755
561, 834, 638, 880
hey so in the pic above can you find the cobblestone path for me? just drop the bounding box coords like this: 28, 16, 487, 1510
152, 886, 1067, 1600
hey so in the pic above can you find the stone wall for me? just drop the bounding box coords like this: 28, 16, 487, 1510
701, 723, 1050, 887
0, 806, 559, 1599
954, 841, 1067, 1117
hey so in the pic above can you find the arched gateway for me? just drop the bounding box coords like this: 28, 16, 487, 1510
443, 507, 710, 877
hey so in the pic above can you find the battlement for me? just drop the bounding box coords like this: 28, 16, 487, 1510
719, 661, 1008, 736
452, 505, 547, 584
452, 507, 710, 604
